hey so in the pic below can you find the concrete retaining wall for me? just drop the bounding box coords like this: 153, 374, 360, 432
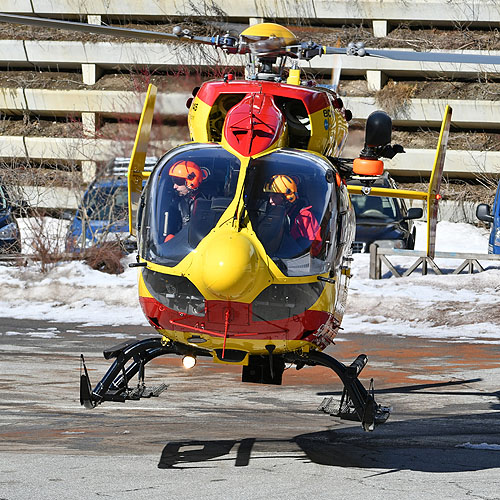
2, 40, 498, 79
0, 136, 172, 162
3, 0, 500, 25
1, 2, 500, 180
2, 89, 499, 130
0, 88, 189, 116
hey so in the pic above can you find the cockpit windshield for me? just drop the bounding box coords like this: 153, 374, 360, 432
245, 149, 338, 277
139, 144, 241, 267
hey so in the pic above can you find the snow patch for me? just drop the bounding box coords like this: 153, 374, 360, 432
0, 222, 498, 342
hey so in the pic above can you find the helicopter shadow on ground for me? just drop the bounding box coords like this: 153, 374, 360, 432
318, 378, 497, 399
157, 412, 500, 472
158, 379, 500, 471
318, 378, 500, 411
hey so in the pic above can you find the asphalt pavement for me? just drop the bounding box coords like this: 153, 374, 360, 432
1, 317, 499, 499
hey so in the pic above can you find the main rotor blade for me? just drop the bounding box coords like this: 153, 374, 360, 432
0, 13, 213, 45
324, 45, 500, 65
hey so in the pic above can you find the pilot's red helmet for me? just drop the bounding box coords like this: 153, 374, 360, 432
264, 174, 298, 203
169, 160, 206, 190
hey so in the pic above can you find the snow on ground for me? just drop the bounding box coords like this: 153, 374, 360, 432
344, 221, 500, 344
1, 221, 499, 340
17, 217, 69, 255
0, 254, 144, 326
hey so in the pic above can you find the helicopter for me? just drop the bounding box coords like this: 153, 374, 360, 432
1, 13, 494, 431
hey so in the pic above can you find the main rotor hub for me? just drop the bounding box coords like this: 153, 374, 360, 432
240, 23, 298, 46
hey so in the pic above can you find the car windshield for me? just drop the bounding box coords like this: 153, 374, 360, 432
140, 144, 241, 267
245, 149, 338, 277
81, 185, 128, 222
350, 194, 399, 220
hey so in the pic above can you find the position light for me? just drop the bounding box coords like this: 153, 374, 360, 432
182, 355, 197, 369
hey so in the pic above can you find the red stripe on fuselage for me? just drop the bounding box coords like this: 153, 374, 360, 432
196, 80, 330, 115
140, 296, 330, 343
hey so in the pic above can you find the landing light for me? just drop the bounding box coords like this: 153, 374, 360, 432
182, 355, 197, 369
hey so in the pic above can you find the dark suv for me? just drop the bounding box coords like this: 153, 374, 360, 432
0, 184, 22, 253
348, 173, 423, 253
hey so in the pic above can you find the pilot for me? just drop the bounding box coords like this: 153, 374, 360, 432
164, 160, 207, 242
263, 174, 322, 253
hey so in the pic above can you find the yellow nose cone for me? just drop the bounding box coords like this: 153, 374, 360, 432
201, 232, 260, 300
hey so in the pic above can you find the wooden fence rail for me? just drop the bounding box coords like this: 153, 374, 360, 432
369, 244, 500, 279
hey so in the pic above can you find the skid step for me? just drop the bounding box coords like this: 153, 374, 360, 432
127, 383, 169, 400
318, 396, 391, 427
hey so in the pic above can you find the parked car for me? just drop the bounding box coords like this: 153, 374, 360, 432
65, 157, 157, 253
476, 180, 500, 254
0, 184, 22, 254
348, 173, 423, 253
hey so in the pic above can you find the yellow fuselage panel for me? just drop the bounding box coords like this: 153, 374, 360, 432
308, 106, 348, 156
157, 328, 314, 357
188, 96, 212, 142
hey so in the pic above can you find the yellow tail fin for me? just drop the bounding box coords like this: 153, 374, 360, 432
426, 105, 452, 257
127, 83, 157, 235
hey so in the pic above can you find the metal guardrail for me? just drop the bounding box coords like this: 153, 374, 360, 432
369, 244, 500, 279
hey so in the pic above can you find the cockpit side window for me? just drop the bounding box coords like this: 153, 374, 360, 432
245, 149, 337, 277
139, 145, 241, 267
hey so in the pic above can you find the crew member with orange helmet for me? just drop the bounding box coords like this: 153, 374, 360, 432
263, 174, 322, 253
164, 159, 207, 242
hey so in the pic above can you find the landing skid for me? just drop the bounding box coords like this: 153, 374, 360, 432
285, 350, 391, 431
80, 337, 390, 431
79, 338, 177, 408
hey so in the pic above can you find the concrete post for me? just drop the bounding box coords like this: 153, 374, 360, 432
80, 12, 102, 184
369, 244, 380, 279
82, 112, 96, 136
81, 63, 103, 85
87, 15, 102, 25
366, 70, 387, 91
82, 16, 103, 86
372, 20, 388, 38
82, 160, 97, 184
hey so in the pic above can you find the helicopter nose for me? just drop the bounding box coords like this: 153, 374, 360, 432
201, 232, 260, 300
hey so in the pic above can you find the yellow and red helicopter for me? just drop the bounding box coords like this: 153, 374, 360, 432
1, 13, 495, 431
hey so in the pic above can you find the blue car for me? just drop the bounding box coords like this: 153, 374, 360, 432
348, 174, 423, 253
65, 177, 132, 253
65, 157, 157, 253
0, 184, 22, 254
476, 180, 500, 254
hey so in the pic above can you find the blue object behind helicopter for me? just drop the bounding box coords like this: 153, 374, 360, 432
0, 184, 22, 253
65, 157, 157, 253
476, 181, 500, 254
